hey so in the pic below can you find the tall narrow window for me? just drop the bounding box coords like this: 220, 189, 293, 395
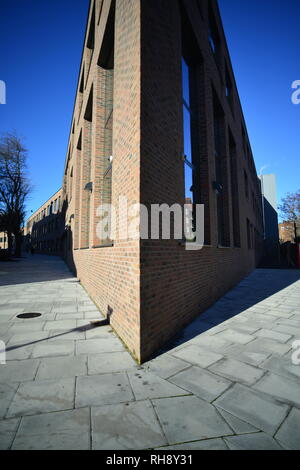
180, 2, 211, 244
208, 6, 221, 66
213, 91, 230, 247
81, 86, 93, 248
225, 64, 234, 115
86, 2, 95, 50
229, 130, 240, 247
246, 218, 251, 249
244, 170, 249, 198
182, 58, 194, 206
97, 0, 115, 244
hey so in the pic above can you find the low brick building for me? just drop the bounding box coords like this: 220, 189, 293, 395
279, 221, 298, 244
25, 189, 65, 255
36, 0, 264, 362
0, 232, 7, 250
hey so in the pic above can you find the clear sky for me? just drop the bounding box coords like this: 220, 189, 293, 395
0, 0, 299, 220
0, 0, 89, 218
218, 0, 299, 211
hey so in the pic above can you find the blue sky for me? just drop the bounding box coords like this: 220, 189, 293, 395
218, 0, 299, 210
0, 0, 298, 220
0, 0, 89, 218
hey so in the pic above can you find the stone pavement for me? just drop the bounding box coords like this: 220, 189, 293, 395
0, 255, 299, 450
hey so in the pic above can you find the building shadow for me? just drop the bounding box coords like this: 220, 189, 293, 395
0, 254, 75, 287
154, 268, 300, 359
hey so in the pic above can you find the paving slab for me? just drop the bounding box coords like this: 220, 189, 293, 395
76, 338, 125, 355
127, 370, 189, 400
224, 432, 283, 450
36, 355, 87, 380
170, 366, 231, 402
31, 340, 74, 358
224, 344, 271, 366
12, 407, 90, 450
76, 373, 134, 408
209, 358, 265, 386
152, 395, 233, 444
0, 383, 19, 419
171, 345, 223, 368
8, 322, 46, 334
0, 359, 39, 383
5, 344, 34, 361
88, 352, 137, 375
214, 329, 254, 345
6, 378, 75, 418
189, 334, 232, 352
158, 438, 228, 450
255, 329, 292, 343
92, 401, 167, 450
217, 409, 258, 434
145, 354, 190, 379
214, 383, 289, 435
47, 330, 85, 341
7, 331, 49, 346
0, 417, 20, 450
260, 356, 300, 382
253, 372, 300, 407
244, 338, 291, 356
275, 408, 300, 450
44, 320, 78, 331
85, 325, 113, 340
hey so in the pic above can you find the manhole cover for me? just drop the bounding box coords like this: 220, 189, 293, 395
17, 313, 42, 319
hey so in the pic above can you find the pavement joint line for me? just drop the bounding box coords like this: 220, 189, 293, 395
149, 398, 170, 446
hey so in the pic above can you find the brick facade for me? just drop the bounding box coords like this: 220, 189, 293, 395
28, 0, 264, 363
25, 188, 65, 255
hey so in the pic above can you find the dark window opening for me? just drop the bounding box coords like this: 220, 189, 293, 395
87, 2, 96, 50
247, 218, 251, 249
241, 124, 247, 155
208, 6, 220, 57
229, 130, 240, 247
244, 170, 249, 199
225, 64, 234, 115
97, 0, 115, 245
213, 90, 230, 247
79, 66, 85, 93
180, 1, 207, 241
84, 86, 93, 122
197, 0, 204, 20
98, 0, 115, 70
77, 130, 82, 150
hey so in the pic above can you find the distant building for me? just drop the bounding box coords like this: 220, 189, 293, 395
259, 174, 280, 266
25, 189, 65, 255
279, 221, 295, 243
0, 232, 7, 250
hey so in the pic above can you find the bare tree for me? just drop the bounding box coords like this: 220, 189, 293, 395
0, 133, 32, 257
279, 190, 300, 222
278, 189, 300, 243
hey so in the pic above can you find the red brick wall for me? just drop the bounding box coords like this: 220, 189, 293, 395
60, 0, 263, 363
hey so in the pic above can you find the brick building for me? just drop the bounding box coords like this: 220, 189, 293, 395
25, 189, 65, 255
36, 0, 263, 362
279, 221, 299, 244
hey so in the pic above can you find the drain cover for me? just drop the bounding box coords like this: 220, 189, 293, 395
17, 313, 42, 319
